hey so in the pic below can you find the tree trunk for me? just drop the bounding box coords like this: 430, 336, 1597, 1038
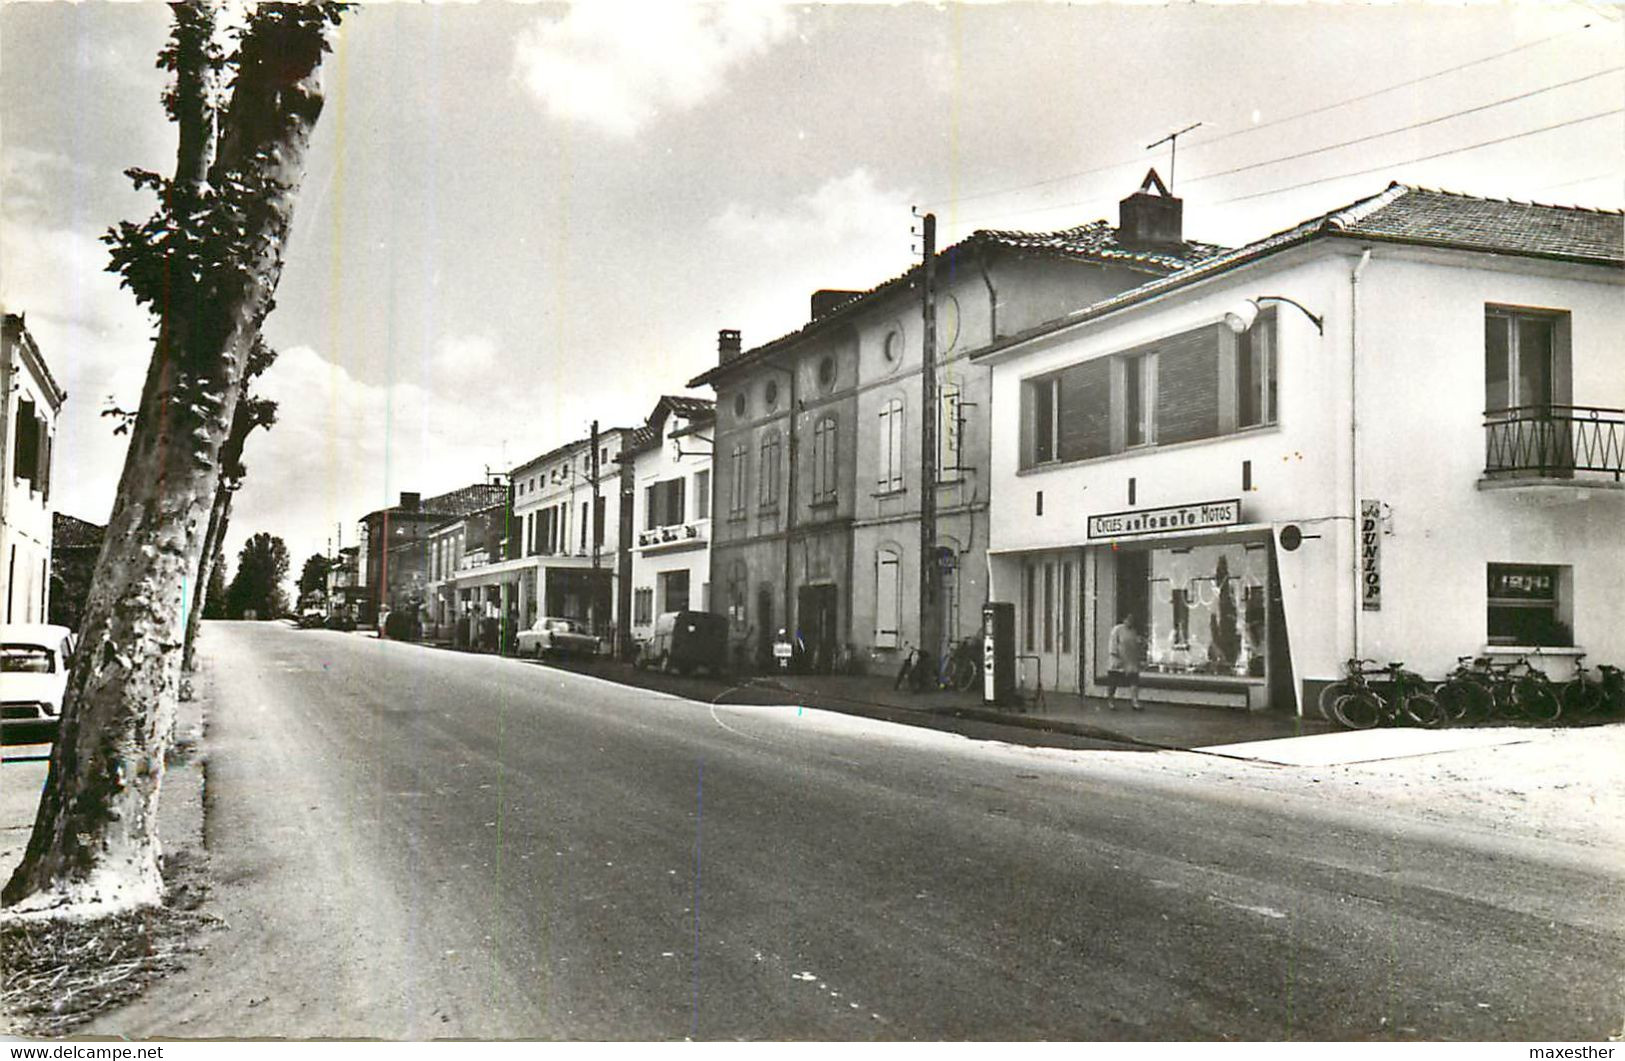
183, 485, 232, 673
3, 5, 340, 915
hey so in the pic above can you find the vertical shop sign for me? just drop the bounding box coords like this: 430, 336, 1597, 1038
1360, 499, 1382, 611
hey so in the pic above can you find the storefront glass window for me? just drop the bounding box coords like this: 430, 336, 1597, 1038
1118, 541, 1270, 678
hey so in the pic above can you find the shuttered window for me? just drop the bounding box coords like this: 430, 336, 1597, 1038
877, 398, 904, 492
875, 549, 901, 648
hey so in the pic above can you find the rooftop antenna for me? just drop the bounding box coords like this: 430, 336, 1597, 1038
1146, 121, 1203, 192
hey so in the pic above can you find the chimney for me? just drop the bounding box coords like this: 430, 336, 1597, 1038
400, 491, 421, 511
717, 329, 742, 363
810, 289, 863, 321
1118, 168, 1184, 248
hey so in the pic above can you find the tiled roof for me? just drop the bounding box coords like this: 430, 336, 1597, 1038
1337, 185, 1622, 264
974, 183, 1624, 361
421, 482, 509, 518
52, 512, 104, 550
688, 220, 1227, 388
511, 425, 636, 476
621, 394, 717, 456
663, 395, 716, 420
975, 221, 1227, 274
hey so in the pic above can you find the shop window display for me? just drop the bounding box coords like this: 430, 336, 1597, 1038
1121, 541, 1270, 678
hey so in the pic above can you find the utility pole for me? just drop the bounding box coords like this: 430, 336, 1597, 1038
590, 419, 602, 637
918, 211, 941, 671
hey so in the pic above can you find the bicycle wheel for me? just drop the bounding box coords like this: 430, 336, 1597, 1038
1561, 679, 1603, 719
1316, 680, 1354, 721
1402, 691, 1446, 728
1436, 678, 1491, 723
1515, 677, 1562, 723
1331, 691, 1383, 730
952, 655, 980, 692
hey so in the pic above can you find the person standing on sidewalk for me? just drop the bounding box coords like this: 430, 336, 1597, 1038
1106, 613, 1145, 711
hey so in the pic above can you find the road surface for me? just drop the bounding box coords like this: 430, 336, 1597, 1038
93, 622, 1623, 1040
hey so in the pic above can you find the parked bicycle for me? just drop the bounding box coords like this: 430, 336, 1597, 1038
1438, 654, 1561, 723
1561, 654, 1605, 719
893, 644, 935, 694
1329, 658, 1445, 730
938, 636, 982, 693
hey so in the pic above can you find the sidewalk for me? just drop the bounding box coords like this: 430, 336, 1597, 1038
530, 652, 1338, 751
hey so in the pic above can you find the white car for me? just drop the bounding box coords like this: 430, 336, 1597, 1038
1, 623, 76, 731
515, 617, 598, 659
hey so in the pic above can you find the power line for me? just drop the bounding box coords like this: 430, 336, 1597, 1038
1182, 22, 1605, 152
919, 19, 1601, 212
1186, 67, 1623, 187
1211, 107, 1625, 205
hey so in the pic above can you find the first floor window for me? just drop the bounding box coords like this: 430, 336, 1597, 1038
1487, 563, 1569, 646
1031, 378, 1057, 464
694, 469, 711, 521
759, 432, 781, 508
939, 381, 963, 479
877, 398, 904, 492
1236, 310, 1277, 428
1124, 352, 1153, 446
1485, 307, 1557, 414
634, 587, 654, 625
811, 416, 838, 504
729, 443, 748, 518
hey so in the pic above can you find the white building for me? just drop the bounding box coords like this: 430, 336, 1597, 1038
619, 396, 715, 646
429, 428, 632, 647
2, 313, 66, 624
977, 185, 1624, 713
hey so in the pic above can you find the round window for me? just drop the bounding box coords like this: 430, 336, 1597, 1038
938, 294, 961, 351
733, 392, 747, 418
764, 379, 779, 407
818, 355, 836, 387
882, 330, 901, 364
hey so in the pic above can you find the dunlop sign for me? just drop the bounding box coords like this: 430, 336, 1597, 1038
1360, 499, 1382, 611
1087, 499, 1241, 540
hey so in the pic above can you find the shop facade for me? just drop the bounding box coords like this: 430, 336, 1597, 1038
981, 185, 1624, 713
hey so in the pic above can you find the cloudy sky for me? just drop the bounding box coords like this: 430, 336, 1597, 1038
2, 0, 1621, 578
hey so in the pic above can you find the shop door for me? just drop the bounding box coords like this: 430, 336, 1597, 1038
797, 583, 839, 674
1038, 556, 1081, 694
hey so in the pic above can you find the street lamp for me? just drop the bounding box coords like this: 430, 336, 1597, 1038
1224, 295, 1324, 336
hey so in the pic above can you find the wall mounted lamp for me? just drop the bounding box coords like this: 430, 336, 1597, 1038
1224, 295, 1325, 336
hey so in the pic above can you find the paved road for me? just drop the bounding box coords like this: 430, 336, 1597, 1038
96, 622, 1622, 1040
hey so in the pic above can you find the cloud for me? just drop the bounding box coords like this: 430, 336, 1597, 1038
513, 1, 794, 137
711, 167, 912, 250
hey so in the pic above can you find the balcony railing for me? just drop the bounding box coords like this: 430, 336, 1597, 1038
636, 521, 707, 549
1484, 405, 1624, 482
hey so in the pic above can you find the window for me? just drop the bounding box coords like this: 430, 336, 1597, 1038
758, 432, 781, 509
882, 329, 901, 365
634, 587, 654, 626
1124, 352, 1153, 447
1487, 564, 1569, 646
764, 379, 779, 408
660, 570, 691, 613
694, 470, 711, 521
733, 392, 747, 419
1031, 378, 1058, 464
877, 398, 904, 492
1236, 310, 1277, 428
818, 355, 836, 388
13, 398, 37, 488
811, 417, 838, 505
645, 478, 685, 529
939, 381, 963, 480
729, 443, 748, 519
1485, 308, 1556, 413
1022, 563, 1035, 652
874, 548, 901, 648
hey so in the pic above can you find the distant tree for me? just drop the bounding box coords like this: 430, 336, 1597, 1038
228, 533, 290, 619
297, 553, 333, 598
202, 547, 229, 620
4, 1, 348, 914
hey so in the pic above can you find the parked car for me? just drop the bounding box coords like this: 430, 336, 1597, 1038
1, 624, 76, 733
637, 611, 729, 676
516, 617, 598, 659
324, 613, 356, 632
297, 610, 326, 629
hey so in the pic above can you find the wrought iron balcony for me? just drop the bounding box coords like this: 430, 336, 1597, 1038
1483, 405, 1624, 483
